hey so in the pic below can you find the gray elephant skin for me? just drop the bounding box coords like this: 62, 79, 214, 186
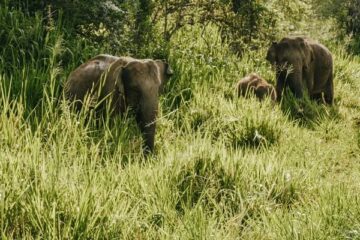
237, 73, 277, 101
266, 37, 334, 104
64, 54, 173, 152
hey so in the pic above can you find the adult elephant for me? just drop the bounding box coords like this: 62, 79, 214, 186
64, 54, 173, 153
266, 37, 334, 104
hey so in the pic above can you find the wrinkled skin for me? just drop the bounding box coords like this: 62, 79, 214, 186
64, 54, 173, 153
236, 73, 277, 101
266, 37, 334, 104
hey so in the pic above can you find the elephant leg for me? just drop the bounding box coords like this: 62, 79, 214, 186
323, 74, 334, 105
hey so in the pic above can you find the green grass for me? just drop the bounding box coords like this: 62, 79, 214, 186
1, 4, 360, 240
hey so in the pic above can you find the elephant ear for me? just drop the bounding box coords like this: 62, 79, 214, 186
154, 59, 173, 93
114, 67, 124, 93
114, 66, 127, 111
155, 60, 173, 78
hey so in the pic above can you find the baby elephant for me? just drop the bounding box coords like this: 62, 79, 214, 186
236, 73, 277, 101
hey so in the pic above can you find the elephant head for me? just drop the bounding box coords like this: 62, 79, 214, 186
266, 37, 314, 100
120, 59, 173, 153
154, 59, 174, 93
255, 85, 277, 101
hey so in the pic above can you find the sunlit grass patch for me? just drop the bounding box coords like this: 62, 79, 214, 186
173, 151, 239, 214
186, 92, 283, 149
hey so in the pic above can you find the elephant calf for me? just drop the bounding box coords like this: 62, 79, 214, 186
266, 36, 334, 104
64, 54, 173, 153
236, 73, 277, 101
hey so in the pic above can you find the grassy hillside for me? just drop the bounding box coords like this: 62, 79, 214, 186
0, 3, 360, 239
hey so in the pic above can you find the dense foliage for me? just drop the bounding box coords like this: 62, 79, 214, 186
7, 0, 135, 50
313, 0, 360, 53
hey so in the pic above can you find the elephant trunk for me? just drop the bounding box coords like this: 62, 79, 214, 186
275, 70, 287, 101
138, 92, 159, 153
276, 66, 304, 99
288, 69, 304, 98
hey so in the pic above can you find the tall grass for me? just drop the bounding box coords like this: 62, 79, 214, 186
0, 3, 360, 239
